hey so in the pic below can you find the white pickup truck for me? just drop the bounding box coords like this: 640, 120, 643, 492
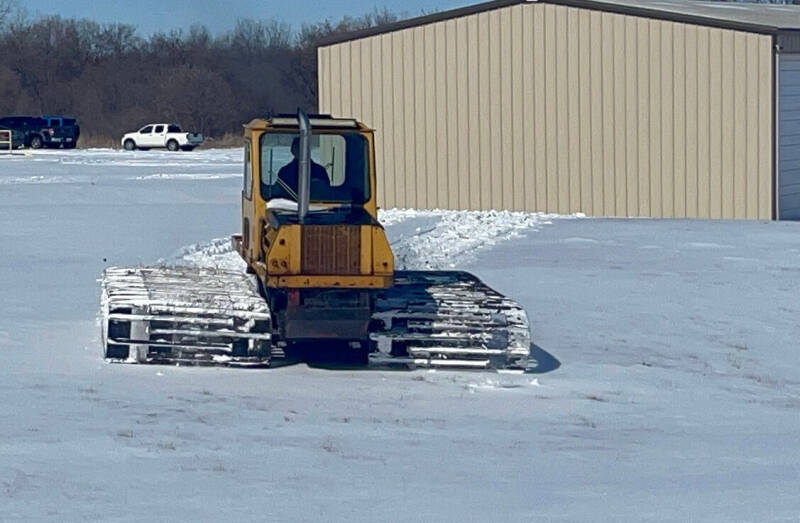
121, 123, 203, 151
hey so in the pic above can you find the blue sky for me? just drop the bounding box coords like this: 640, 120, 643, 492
29, 0, 473, 35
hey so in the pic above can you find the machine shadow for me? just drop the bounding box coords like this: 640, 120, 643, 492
525, 343, 561, 374
298, 342, 561, 374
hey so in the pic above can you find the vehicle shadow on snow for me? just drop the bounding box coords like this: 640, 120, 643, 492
526, 343, 561, 374
296, 342, 561, 374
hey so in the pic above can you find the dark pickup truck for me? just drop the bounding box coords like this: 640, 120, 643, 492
0, 116, 80, 149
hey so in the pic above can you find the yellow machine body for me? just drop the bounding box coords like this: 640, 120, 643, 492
233, 114, 395, 344
237, 116, 394, 289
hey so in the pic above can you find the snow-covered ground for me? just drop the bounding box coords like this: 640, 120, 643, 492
2, 149, 800, 522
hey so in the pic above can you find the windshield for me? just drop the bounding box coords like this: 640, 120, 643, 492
259, 132, 369, 205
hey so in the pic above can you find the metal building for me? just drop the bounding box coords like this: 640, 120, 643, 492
318, 0, 800, 220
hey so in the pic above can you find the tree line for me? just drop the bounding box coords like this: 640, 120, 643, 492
0, 0, 398, 145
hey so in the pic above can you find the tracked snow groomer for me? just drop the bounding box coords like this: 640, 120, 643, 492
102, 111, 531, 369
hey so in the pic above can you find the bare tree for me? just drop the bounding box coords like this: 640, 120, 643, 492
0, 0, 18, 29
0, 7, 405, 143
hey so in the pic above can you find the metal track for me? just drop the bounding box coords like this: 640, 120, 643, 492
101, 267, 272, 366
100, 267, 530, 370
370, 271, 530, 370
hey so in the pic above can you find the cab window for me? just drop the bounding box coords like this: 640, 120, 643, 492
154, 125, 164, 133
259, 132, 369, 204
140, 125, 153, 134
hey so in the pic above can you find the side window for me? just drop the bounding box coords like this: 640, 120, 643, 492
154, 125, 164, 134
243, 140, 252, 199
140, 125, 153, 134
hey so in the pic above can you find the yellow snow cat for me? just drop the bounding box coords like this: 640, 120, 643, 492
101, 110, 530, 369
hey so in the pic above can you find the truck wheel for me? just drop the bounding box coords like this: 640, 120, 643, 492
29, 135, 43, 149
167, 140, 179, 151
123, 139, 136, 151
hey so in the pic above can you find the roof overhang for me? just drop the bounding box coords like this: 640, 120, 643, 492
317, 0, 800, 48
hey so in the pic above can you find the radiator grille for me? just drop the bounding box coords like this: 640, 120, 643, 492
301, 225, 361, 275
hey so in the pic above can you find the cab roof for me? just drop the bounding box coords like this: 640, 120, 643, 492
245, 114, 372, 132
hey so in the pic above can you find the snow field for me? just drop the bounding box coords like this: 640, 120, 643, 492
1, 149, 800, 521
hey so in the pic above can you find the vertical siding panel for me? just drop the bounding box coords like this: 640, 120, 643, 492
637, 19, 650, 216
479, 13, 492, 210
424, 26, 438, 209
500, 8, 514, 210
709, 29, 723, 219
590, 11, 604, 215
391, 33, 406, 207
649, 21, 662, 217
350, 41, 362, 119
330, 45, 342, 116
489, 10, 503, 210
733, 32, 748, 219
697, 27, 711, 218
523, 5, 537, 210
340, 43, 352, 116
545, 6, 558, 212
456, 18, 470, 209
673, 24, 686, 218
556, 7, 570, 213
758, 37, 772, 219
359, 41, 372, 127
435, 23, 449, 209
613, 14, 627, 216
567, 7, 581, 213
370, 38, 386, 208
685, 26, 699, 218
602, 13, 615, 215
661, 23, 674, 218
468, 16, 481, 210
579, 10, 593, 214
318, 47, 330, 113
745, 35, 759, 219
534, 6, 547, 212
720, 30, 734, 219
412, 28, 427, 208
402, 31, 417, 208
380, 35, 395, 207
697, 27, 708, 218
511, 6, 525, 211
625, 16, 638, 217
446, 20, 459, 211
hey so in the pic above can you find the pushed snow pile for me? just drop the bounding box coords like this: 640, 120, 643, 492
163, 237, 247, 271
381, 209, 570, 270
165, 209, 573, 271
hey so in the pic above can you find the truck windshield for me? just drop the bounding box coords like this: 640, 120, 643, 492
259, 132, 369, 205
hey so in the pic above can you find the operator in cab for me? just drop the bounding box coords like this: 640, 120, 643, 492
274, 137, 330, 199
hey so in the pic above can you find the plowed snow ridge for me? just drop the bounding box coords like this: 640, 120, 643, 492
166, 209, 576, 270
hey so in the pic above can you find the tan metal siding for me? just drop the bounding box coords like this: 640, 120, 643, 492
318, 3, 774, 219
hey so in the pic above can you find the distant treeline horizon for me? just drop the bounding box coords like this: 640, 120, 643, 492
0, 0, 400, 144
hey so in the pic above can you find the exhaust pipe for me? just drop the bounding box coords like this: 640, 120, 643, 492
297, 108, 311, 223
